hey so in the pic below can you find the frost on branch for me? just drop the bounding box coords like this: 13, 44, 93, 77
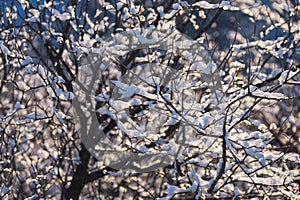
0, 0, 299, 199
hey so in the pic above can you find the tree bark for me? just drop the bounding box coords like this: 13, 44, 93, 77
64, 143, 90, 200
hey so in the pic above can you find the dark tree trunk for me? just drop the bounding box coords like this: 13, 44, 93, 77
64, 143, 90, 200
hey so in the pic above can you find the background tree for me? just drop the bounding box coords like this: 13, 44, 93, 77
0, 0, 299, 199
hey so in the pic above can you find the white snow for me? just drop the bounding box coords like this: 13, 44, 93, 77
279, 69, 299, 85
25, 112, 45, 120
21, 56, 32, 67
130, 98, 142, 106
252, 89, 288, 100
14, 102, 24, 110
55, 88, 74, 100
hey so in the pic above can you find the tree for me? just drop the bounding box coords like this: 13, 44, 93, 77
0, 0, 299, 199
